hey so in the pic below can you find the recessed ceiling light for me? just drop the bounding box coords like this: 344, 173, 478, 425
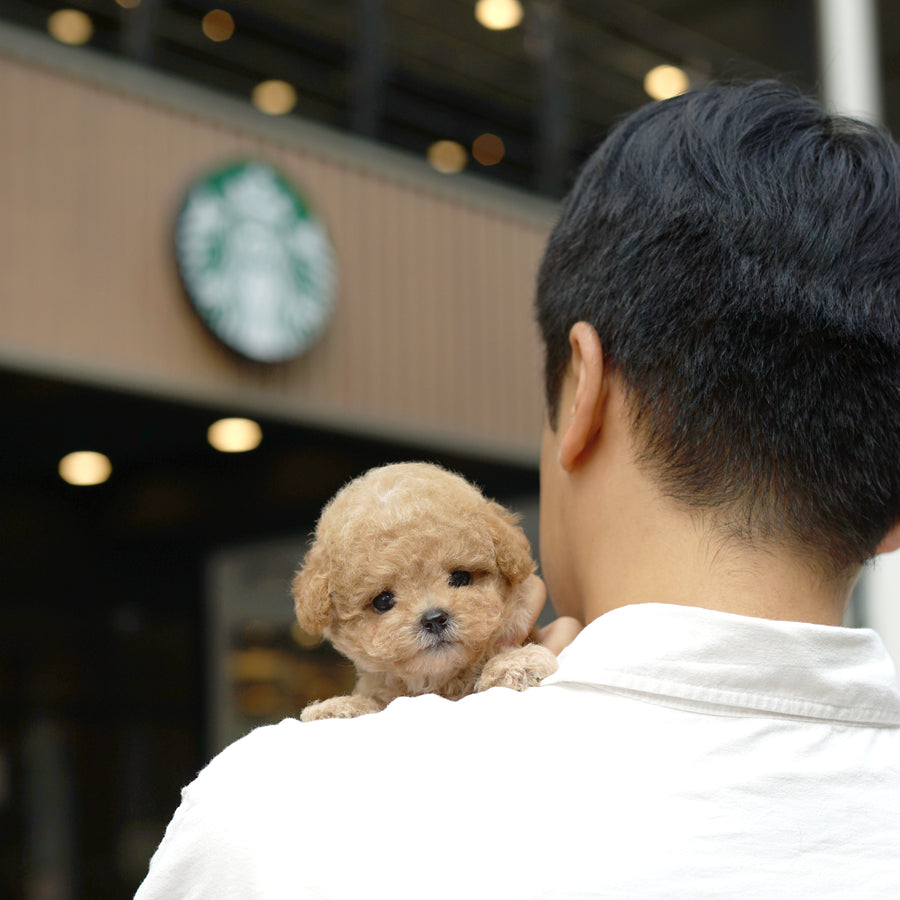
427, 140, 467, 174
475, 0, 523, 31
47, 9, 94, 46
252, 80, 297, 115
59, 451, 112, 486
644, 64, 690, 101
208, 418, 263, 453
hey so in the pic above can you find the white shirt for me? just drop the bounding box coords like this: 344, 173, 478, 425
136, 604, 900, 899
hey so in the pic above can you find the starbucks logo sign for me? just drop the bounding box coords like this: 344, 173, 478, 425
175, 161, 336, 363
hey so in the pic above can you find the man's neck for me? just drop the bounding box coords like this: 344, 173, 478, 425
539, 346, 856, 629
582, 524, 852, 627
575, 468, 854, 627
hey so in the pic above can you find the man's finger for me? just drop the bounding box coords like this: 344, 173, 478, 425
538, 616, 583, 655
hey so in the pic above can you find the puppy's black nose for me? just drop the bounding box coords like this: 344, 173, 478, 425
420, 608, 450, 634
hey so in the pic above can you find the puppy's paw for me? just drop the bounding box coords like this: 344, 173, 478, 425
300, 695, 383, 722
475, 644, 559, 693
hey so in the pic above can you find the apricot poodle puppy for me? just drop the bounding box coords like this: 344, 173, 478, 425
293, 462, 558, 721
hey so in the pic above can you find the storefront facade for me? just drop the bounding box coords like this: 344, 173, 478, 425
0, 27, 554, 897
2, 11, 900, 896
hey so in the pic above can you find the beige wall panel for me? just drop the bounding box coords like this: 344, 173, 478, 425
0, 49, 552, 461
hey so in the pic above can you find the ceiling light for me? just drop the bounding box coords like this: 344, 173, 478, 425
202, 9, 235, 42
47, 9, 94, 45
472, 133, 505, 166
208, 418, 263, 453
251, 80, 297, 115
427, 140, 467, 174
475, 0, 523, 31
59, 451, 112, 486
644, 64, 690, 101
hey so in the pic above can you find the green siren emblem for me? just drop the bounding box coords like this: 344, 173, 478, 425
175, 161, 336, 363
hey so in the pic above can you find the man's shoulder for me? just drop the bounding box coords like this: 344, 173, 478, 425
139, 684, 581, 899
196, 684, 556, 797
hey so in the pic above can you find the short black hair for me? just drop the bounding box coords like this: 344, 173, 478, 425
535, 81, 900, 575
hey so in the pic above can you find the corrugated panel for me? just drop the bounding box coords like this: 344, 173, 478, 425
0, 49, 551, 461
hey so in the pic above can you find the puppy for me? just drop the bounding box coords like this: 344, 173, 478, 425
292, 462, 558, 721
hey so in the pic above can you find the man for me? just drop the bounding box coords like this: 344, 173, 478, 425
136, 82, 900, 898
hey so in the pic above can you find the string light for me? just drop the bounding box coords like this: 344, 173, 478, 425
252, 80, 297, 115
47, 9, 93, 45
475, 0, 523, 31
202, 9, 235, 42
472, 133, 505, 166
644, 64, 690, 101
427, 140, 467, 174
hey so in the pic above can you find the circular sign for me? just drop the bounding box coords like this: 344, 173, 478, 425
175, 160, 336, 363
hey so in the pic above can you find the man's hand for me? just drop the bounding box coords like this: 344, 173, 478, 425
521, 573, 583, 655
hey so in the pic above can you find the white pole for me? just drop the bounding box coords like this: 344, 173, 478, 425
864, 555, 900, 669
817, 0, 900, 669
817, 0, 883, 124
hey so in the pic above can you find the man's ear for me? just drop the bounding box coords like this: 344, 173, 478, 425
876, 521, 900, 556
558, 321, 607, 472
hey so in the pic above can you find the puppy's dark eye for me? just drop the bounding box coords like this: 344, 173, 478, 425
372, 591, 395, 613
448, 571, 471, 588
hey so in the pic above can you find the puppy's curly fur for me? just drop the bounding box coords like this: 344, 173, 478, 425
293, 462, 558, 721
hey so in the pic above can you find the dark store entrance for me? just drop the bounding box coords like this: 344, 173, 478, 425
0, 367, 539, 898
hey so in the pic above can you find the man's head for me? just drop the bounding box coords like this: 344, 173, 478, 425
536, 82, 900, 578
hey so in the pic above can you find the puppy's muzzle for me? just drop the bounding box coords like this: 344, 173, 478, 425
418, 608, 457, 648
420, 608, 451, 634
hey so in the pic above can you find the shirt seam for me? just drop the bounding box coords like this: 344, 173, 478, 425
541, 672, 900, 726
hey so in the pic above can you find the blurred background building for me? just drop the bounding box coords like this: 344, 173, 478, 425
0, 1, 897, 896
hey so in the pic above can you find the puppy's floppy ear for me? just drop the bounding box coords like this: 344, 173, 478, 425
292, 542, 332, 636
485, 501, 536, 585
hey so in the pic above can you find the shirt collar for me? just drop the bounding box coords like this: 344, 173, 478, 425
541, 603, 900, 726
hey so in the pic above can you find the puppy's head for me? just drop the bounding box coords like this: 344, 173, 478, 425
291, 462, 535, 682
